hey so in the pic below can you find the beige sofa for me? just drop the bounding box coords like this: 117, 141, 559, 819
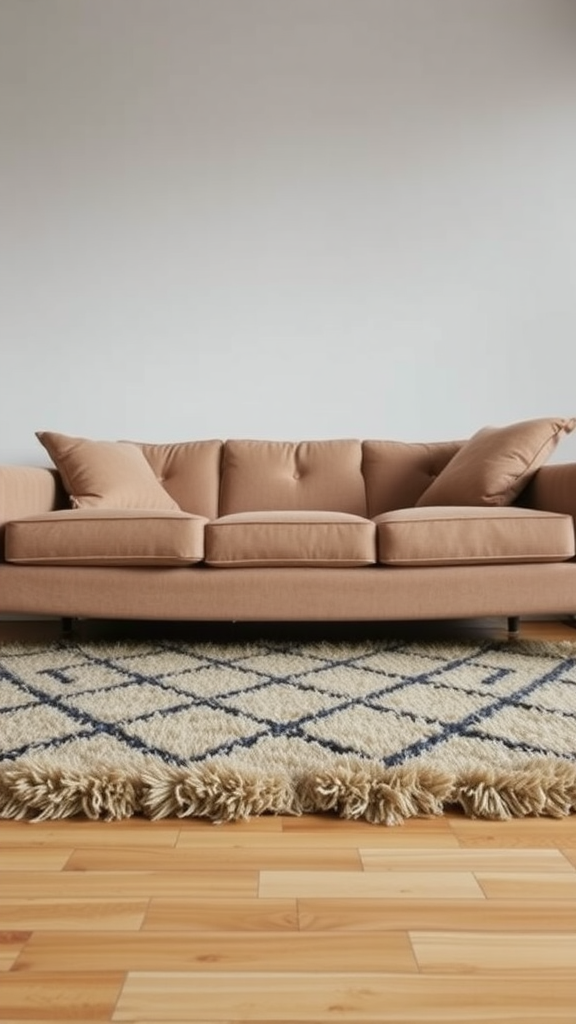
1, 420, 575, 627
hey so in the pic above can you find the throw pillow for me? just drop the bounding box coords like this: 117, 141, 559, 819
36, 431, 181, 510
415, 416, 576, 507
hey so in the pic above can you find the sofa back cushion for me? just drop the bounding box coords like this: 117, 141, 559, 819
219, 440, 367, 516
131, 440, 223, 519
362, 440, 462, 517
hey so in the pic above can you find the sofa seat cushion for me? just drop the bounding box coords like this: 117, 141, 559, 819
374, 506, 575, 567
205, 511, 376, 567
5, 509, 208, 566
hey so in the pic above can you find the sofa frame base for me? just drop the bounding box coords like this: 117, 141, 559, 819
1, 562, 574, 626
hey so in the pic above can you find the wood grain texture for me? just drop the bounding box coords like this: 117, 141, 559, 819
1, 899, 149, 932
142, 897, 299, 932
0, 972, 124, 1019
14, 930, 418, 973
296, 896, 576, 932
64, 844, 363, 872
475, 871, 576, 899
447, 817, 576, 848
258, 869, 486, 899
0, 931, 32, 972
359, 848, 575, 872
175, 823, 461, 848
0, 869, 259, 899
0, 821, 182, 847
0, 848, 74, 870
410, 930, 576, 973
1, 616, 575, 1021
113, 970, 576, 1021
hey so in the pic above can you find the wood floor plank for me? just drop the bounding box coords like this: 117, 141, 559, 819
259, 870, 485, 899
175, 827, 460, 849
178, 815, 285, 833
296, 897, 576, 932
111, 1019, 574, 1024
0, 931, 32, 972
410, 930, 576, 973
0, 870, 258, 899
113, 970, 576, 1021
281, 813, 454, 834
360, 848, 575, 872
476, 871, 576, 899
14, 930, 418, 974
0, 847, 74, 870
561, 847, 576, 867
0, 821, 182, 847
1, 899, 148, 931
142, 897, 299, 932
447, 816, 576, 849
65, 845, 362, 872
1, 971, 124, 1020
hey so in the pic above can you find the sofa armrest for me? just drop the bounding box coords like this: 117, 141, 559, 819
522, 463, 576, 519
0, 466, 65, 558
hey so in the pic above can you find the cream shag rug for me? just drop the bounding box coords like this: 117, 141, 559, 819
1, 636, 575, 824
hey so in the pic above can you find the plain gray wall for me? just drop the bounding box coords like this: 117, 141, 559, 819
1, 0, 575, 464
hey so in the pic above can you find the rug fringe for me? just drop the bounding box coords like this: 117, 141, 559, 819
297, 762, 454, 826
454, 757, 576, 821
138, 762, 297, 823
1, 757, 575, 823
0, 764, 139, 822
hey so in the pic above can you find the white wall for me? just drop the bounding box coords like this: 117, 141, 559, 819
1, 0, 575, 465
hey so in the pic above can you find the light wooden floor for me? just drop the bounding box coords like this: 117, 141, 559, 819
1, 617, 575, 1022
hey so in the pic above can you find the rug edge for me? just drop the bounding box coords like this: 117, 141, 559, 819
1, 756, 574, 824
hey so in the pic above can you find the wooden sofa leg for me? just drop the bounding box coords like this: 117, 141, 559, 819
507, 616, 520, 635
61, 617, 75, 638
